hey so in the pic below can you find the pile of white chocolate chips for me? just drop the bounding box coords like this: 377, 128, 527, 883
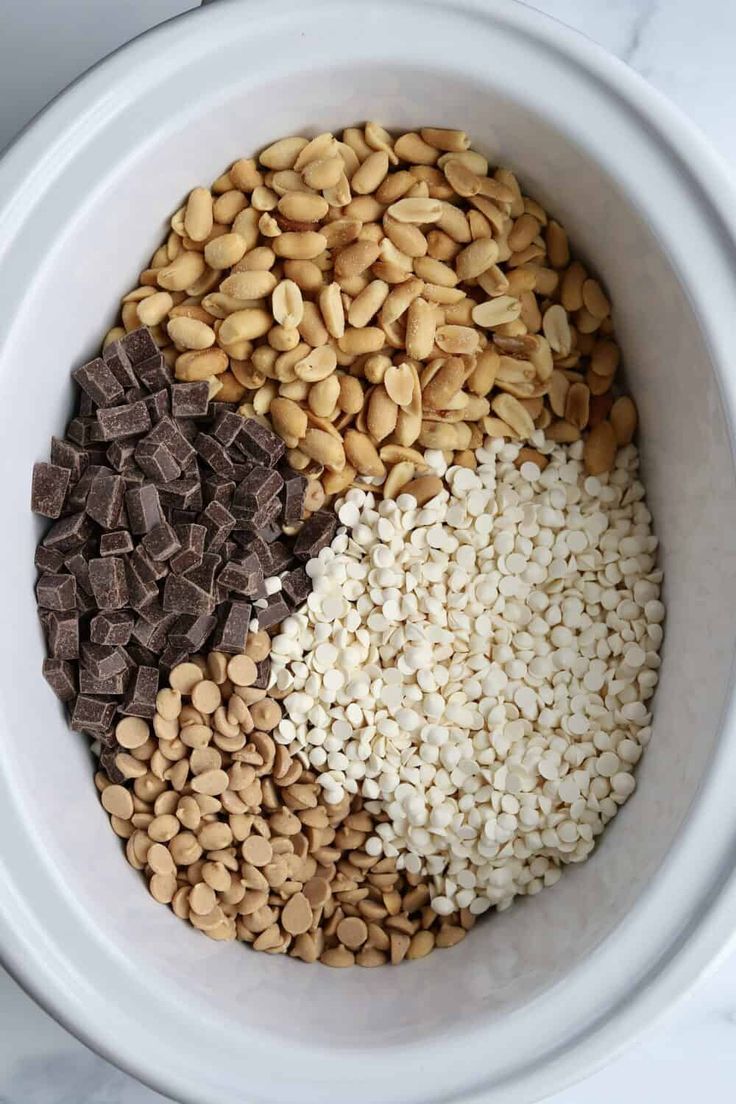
98, 123, 662, 963
271, 439, 661, 916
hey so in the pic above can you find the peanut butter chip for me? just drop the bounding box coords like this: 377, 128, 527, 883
303, 876, 331, 908
249, 699, 281, 731
191, 768, 229, 796
147, 842, 175, 876
242, 836, 273, 867
191, 679, 222, 714
189, 882, 217, 916
337, 916, 368, 950
115, 717, 149, 750
226, 654, 257, 686
281, 892, 313, 935
320, 945, 355, 968
169, 662, 205, 694
101, 784, 134, 820
149, 873, 177, 904
245, 631, 270, 662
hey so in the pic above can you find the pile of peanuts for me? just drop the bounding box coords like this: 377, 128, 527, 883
108, 122, 638, 503
96, 632, 474, 965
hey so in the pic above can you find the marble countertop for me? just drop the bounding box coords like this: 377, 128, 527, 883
2, 1, 736, 1101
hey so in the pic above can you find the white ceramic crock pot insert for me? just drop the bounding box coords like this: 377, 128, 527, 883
1, 2, 736, 1102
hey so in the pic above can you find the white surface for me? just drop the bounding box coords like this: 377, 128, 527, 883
1, 0, 735, 1102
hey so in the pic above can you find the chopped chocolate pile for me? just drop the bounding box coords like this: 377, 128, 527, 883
32, 327, 326, 748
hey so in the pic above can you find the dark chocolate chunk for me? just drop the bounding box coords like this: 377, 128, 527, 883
125, 386, 147, 403
36, 573, 77, 611
157, 476, 202, 512
210, 600, 252, 654
88, 557, 128, 609
293, 510, 337, 562
218, 555, 264, 597
67, 465, 105, 512
283, 473, 308, 524
96, 400, 152, 441
231, 527, 255, 549
177, 416, 199, 442
76, 588, 97, 615
183, 552, 219, 595
197, 501, 235, 553
42, 658, 77, 702
170, 523, 206, 575
99, 530, 134, 556
96, 727, 119, 750
35, 546, 65, 573
203, 476, 235, 508
195, 433, 235, 476
121, 327, 159, 365
142, 521, 181, 561
282, 565, 310, 607
238, 418, 286, 467
70, 695, 118, 734
182, 456, 200, 479
231, 459, 254, 481
89, 420, 107, 444
90, 610, 134, 646
242, 533, 271, 573
85, 445, 110, 465
252, 655, 272, 690
103, 339, 138, 388
119, 665, 159, 718
171, 381, 210, 418
132, 546, 168, 582
79, 668, 129, 695
162, 574, 215, 615
99, 747, 126, 784
106, 440, 136, 471
85, 470, 125, 530
31, 462, 71, 518
170, 508, 199, 528
159, 642, 190, 671
147, 416, 197, 467
233, 465, 283, 515
126, 643, 157, 668
213, 409, 245, 447
125, 484, 161, 535
67, 416, 97, 447
135, 598, 170, 626
144, 389, 170, 423
49, 436, 88, 483
132, 607, 177, 652
134, 439, 181, 483
123, 547, 157, 609
250, 494, 282, 531
122, 467, 145, 489
255, 593, 290, 629
80, 642, 128, 680
169, 612, 216, 653
265, 540, 293, 575
47, 610, 80, 659
63, 551, 92, 594
71, 357, 125, 408
136, 353, 173, 393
